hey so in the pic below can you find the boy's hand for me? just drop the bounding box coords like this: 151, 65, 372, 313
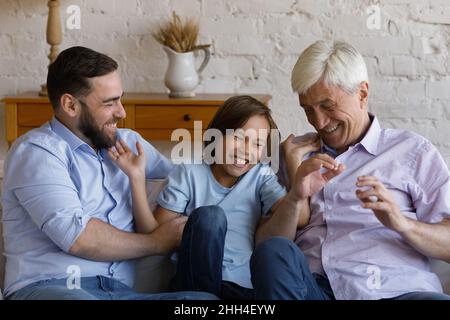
108, 139, 146, 180
282, 133, 320, 165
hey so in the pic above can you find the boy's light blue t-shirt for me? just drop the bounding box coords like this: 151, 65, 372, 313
157, 162, 287, 289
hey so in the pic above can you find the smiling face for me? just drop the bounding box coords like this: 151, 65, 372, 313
212, 114, 270, 187
299, 80, 370, 154
76, 71, 126, 149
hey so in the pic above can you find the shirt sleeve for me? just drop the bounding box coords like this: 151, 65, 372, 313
6, 142, 91, 252
157, 164, 191, 214
259, 165, 287, 216
411, 139, 450, 223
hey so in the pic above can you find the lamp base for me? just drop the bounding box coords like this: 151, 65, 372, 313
39, 84, 48, 97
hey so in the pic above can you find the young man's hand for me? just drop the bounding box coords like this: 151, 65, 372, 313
149, 215, 188, 254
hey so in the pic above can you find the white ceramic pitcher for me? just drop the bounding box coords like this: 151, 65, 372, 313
163, 45, 210, 98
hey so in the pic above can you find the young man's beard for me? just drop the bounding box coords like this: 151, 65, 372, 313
78, 101, 117, 150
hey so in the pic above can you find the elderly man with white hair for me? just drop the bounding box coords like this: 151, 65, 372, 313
254, 40, 450, 300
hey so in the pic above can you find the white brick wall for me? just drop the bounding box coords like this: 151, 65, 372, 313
1, 0, 450, 165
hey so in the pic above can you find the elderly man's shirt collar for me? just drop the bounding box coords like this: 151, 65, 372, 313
320, 113, 380, 157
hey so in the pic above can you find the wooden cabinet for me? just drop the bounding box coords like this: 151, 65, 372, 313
3, 92, 271, 147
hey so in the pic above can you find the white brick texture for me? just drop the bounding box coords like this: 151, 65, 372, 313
1, 0, 450, 165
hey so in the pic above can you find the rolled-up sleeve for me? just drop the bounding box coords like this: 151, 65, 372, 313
7, 143, 91, 252
411, 140, 450, 223
157, 164, 190, 214
259, 166, 287, 216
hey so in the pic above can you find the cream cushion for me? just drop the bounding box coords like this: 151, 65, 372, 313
1, 177, 450, 298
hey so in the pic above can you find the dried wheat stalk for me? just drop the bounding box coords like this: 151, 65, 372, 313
152, 12, 210, 52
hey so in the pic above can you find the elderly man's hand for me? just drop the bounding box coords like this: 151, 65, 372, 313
356, 176, 411, 233
289, 153, 345, 201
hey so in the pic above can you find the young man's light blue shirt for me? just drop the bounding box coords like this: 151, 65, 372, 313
1, 117, 173, 297
157, 162, 287, 289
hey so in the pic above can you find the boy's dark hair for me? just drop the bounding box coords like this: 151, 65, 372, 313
47, 46, 118, 110
205, 95, 279, 156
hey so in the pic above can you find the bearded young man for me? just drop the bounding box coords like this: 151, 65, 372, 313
1, 46, 216, 300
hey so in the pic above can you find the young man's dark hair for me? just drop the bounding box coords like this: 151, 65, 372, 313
47, 46, 118, 110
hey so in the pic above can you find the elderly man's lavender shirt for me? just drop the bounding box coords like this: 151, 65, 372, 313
279, 116, 449, 300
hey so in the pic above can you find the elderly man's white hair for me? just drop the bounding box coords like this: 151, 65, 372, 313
291, 40, 368, 95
